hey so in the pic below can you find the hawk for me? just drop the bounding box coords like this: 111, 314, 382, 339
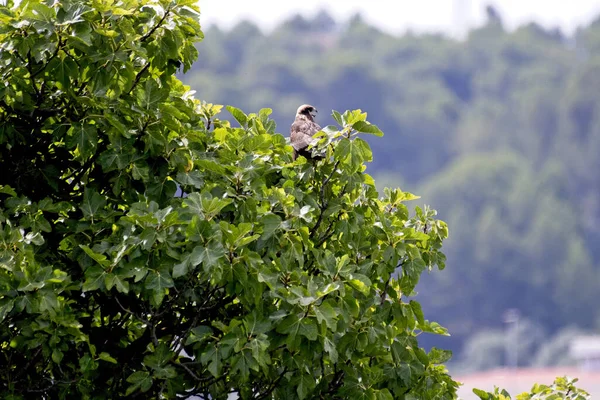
290, 104, 322, 161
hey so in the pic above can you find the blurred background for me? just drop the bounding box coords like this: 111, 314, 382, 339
188, 1, 600, 397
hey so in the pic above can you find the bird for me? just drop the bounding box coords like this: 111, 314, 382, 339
290, 104, 322, 161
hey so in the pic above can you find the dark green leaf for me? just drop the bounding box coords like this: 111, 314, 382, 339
80, 189, 106, 220
126, 371, 153, 396
67, 123, 98, 159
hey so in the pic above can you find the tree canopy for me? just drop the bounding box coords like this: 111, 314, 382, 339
0, 1, 458, 398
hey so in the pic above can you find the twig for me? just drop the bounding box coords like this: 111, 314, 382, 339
315, 207, 345, 248
128, 61, 150, 94
255, 367, 288, 400
380, 259, 406, 306
13, 347, 42, 380
380, 276, 392, 306
173, 360, 201, 381
310, 161, 340, 238
31, 36, 62, 79
140, 9, 171, 42
115, 296, 146, 324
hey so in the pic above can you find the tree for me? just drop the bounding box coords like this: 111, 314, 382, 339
474, 376, 590, 400
0, 0, 458, 399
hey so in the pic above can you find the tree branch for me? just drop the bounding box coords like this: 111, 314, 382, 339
310, 160, 340, 238
255, 367, 288, 400
140, 9, 171, 42
380, 275, 392, 306
173, 360, 201, 381
31, 36, 63, 79
128, 61, 151, 94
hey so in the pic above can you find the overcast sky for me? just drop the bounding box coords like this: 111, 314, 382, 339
200, 0, 600, 37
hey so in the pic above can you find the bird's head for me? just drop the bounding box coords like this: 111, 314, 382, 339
296, 104, 318, 120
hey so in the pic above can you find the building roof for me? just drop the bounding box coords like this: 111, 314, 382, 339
570, 335, 600, 358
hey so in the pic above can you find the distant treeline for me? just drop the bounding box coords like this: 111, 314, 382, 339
183, 7, 600, 369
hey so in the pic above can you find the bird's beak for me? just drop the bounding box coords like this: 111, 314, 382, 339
311, 109, 318, 118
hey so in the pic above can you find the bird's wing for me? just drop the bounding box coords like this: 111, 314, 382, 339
290, 120, 321, 151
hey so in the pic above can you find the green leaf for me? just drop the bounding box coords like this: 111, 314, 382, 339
297, 373, 316, 400
186, 326, 213, 345
354, 137, 373, 162
79, 354, 95, 373
30, 215, 51, 233
57, 3, 91, 25
352, 120, 384, 137
145, 268, 175, 306
420, 320, 450, 336
314, 301, 337, 330
82, 265, 107, 292
183, 192, 232, 220
132, 161, 150, 181
342, 109, 367, 125
409, 300, 425, 326
126, 371, 153, 396
80, 189, 106, 221
259, 213, 281, 240
298, 318, 318, 341
96, 28, 119, 37
473, 388, 490, 399
26, 2, 55, 32
0, 299, 14, 323
196, 159, 226, 174
177, 241, 225, 276
80, 245, 111, 268
323, 336, 338, 363
52, 56, 78, 88
276, 314, 300, 339
172, 257, 190, 279
98, 352, 118, 364
146, 179, 177, 202
203, 196, 233, 220
397, 191, 421, 202
52, 349, 64, 364
226, 105, 248, 127
143, 343, 173, 369
332, 110, 343, 126
136, 79, 168, 111
376, 389, 395, 400
67, 123, 98, 159
334, 138, 372, 172
348, 273, 372, 295
104, 273, 130, 293
201, 346, 222, 378
428, 347, 452, 364
0, 185, 17, 196
39, 291, 59, 313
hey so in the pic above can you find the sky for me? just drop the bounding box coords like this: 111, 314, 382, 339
200, 0, 600, 37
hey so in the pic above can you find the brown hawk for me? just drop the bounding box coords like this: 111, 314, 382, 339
290, 104, 322, 161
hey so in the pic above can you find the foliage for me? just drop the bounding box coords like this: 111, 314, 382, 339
0, 0, 458, 398
184, 10, 600, 357
473, 376, 591, 400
